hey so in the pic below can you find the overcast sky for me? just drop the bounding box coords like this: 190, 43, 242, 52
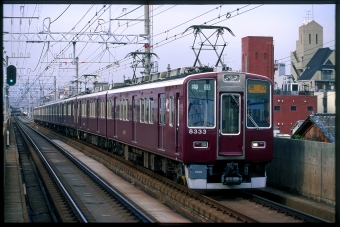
3, 4, 336, 91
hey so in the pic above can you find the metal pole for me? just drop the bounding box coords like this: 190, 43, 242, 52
76, 57, 79, 96
144, 5, 150, 80
54, 75, 56, 101
5, 56, 9, 123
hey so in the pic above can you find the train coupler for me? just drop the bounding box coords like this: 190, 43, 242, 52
221, 162, 243, 185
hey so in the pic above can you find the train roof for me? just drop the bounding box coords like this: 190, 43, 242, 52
33, 68, 272, 110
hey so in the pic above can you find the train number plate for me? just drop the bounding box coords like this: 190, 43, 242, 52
189, 129, 207, 134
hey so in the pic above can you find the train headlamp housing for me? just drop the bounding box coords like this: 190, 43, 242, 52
223, 74, 240, 82
251, 141, 266, 148
193, 141, 208, 148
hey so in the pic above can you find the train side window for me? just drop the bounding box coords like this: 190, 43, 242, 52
126, 99, 129, 121
169, 96, 174, 126
177, 97, 180, 127
120, 99, 123, 120
114, 98, 119, 119
107, 100, 112, 119
140, 98, 145, 123
145, 98, 149, 123
274, 106, 280, 111
149, 98, 154, 124
133, 97, 138, 122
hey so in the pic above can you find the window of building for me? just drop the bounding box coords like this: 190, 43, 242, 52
322, 70, 334, 80
291, 106, 296, 111
274, 106, 280, 111
264, 53, 267, 60
316, 34, 318, 44
300, 34, 302, 44
307, 106, 313, 111
255, 52, 258, 59
309, 34, 311, 44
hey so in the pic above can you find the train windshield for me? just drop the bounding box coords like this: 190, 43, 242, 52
246, 79, 271, 128
187, 79, 215, 128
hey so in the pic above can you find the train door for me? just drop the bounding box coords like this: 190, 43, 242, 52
218, 93, 243, 156
158, 93, 166, 150
132, 96, 137, 142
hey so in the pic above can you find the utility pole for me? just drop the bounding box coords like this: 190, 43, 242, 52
144, 5, 151, 80
76, 56, 79, 96
5, 56, 9, 123
54, 75, 56, 101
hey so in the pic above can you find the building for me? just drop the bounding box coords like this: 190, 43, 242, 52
291, 113, 335, 143
274, 94, 317, 135
290, 20, 324, 81
241, 36, 275, 81
290, 19, 335, 114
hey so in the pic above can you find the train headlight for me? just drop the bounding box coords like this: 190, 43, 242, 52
193, 141, 208, 148
224, 74, 240, 82
251, 141, 266, 148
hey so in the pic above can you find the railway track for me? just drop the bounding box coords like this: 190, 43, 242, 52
15, 117, 154, 223
19, 117, 330, 223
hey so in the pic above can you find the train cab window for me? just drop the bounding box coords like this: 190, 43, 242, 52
187, 79, 215, 128
246, 79, 271, 128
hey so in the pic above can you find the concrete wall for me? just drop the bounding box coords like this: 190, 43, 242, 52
266, 137, 335, 206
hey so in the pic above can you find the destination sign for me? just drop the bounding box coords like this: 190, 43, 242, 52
248, 84, 267, 93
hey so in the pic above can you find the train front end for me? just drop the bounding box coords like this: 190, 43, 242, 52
182, 71, 273, 189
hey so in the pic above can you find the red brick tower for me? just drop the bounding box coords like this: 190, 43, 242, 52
242, 36, 275, 81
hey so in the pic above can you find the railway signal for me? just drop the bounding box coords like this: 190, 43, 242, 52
7, 65, 17, 86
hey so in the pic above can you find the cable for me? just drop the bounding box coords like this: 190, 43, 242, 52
50, 4, 71, 24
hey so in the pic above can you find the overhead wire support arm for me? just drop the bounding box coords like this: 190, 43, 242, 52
182, 25, 235, 68
3, 31, 150, 45
124, 51, 159, 84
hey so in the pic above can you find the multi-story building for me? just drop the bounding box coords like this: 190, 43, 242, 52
290, 20, 336, 114
241, 36, 275, 82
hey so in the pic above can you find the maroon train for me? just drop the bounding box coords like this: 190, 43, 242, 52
33, 67, 273, 189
